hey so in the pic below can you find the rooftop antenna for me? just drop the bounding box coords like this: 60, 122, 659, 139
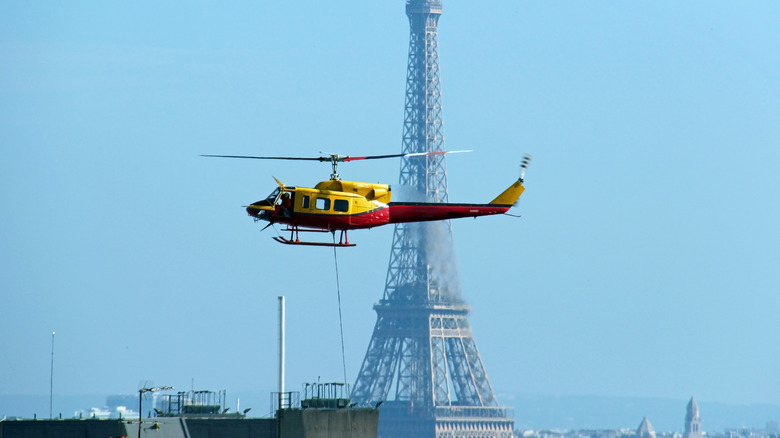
278, 296, 286, 408
49, 331, 55, 419
138, 386, 173, 438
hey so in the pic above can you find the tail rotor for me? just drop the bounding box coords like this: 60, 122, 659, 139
520, 154, 532, 183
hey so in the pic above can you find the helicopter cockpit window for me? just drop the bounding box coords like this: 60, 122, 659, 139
315, 198, 331, 211
266, 187, 281, 204
301, 195, 310, 209
253, 187, 281, 207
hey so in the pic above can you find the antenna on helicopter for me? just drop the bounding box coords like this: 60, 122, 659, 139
519, 154, 532, 183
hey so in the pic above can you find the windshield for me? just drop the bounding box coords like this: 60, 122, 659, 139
266, 187, 281, 204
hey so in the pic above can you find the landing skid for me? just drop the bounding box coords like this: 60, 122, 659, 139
273, 236, 356, 247
273, 227, 356, 247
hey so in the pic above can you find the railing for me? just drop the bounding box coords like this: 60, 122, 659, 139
271, 391, 300, 411
434, 406, 515, 419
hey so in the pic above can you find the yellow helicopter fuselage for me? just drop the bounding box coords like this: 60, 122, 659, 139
247, 180, 393, 230
246, 176, 524, 232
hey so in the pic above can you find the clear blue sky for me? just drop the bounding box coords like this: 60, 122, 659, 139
1, 0, 778, 417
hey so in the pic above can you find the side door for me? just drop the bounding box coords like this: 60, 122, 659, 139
297, 193, 312, 213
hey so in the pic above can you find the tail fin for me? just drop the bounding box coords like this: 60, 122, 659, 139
489, 155, 531, 206
489, 180, 525, 205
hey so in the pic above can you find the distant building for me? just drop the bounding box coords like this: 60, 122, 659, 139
637, 417, 657, 438
684, 397, 703, 438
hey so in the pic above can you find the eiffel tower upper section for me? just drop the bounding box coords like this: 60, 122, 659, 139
382, 0, 454, 309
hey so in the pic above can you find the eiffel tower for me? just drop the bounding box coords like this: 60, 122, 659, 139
351, 1, 515, 437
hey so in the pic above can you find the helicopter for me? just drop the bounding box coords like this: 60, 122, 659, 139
203, 151, 531, 247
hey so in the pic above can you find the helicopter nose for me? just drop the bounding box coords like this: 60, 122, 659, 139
246, 204, 261, 217
247, 206, 274, 223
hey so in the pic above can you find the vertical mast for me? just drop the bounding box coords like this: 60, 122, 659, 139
278, 296, 285, 406
50, 331, 55, 419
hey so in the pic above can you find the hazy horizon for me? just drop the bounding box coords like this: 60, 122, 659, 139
2, 392, 778, 433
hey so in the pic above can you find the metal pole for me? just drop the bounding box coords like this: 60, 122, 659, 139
278, 296, 285, 408
49, 332, 55, 419
137, 386, 171, 438
138, 390, 143, 438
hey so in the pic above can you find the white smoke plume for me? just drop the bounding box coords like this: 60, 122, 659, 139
394, 184, 465, 304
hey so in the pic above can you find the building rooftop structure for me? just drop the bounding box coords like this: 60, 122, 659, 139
1, 385, 378, 438
684, 397, 703, 438
637, 417, 657, 438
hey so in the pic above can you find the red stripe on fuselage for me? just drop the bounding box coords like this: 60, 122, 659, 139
387, 202, 510, 224
257, 202, 510, 231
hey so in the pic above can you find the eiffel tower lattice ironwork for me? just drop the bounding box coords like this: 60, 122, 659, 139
351, 1, 515, 437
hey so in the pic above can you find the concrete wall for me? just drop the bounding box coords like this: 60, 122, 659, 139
186, 419, 276, 438
0, 419, 127, 438
279, 409, 378, 438
0, 418, 277, 438
1, 411, 374, 438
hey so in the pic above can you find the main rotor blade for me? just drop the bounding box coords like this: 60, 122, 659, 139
342, 153, 404, 162
406, 149, 472, 157
344, 150, 472, 161
202, 150, 471, 162
201, 154, 323, 161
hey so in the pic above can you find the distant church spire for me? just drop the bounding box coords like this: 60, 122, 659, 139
684, 397, 703, 438
637, 417, 657, 438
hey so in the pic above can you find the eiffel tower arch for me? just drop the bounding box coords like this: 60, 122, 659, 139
351, 1, 515, 437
